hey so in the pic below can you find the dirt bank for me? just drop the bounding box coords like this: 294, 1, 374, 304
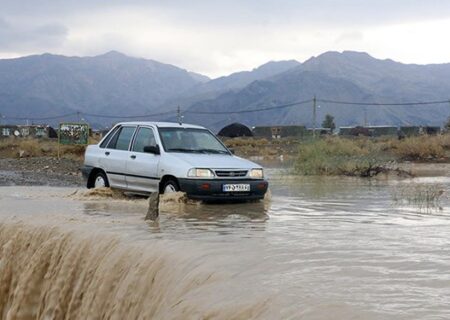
0, 157, 83, 187
0, 156, 448, 189
397, 162, 450, 177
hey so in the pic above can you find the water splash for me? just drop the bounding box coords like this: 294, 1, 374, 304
0, 223, 268, 320
66, 187, 129, 200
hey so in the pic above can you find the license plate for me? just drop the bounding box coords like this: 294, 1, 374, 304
222, 184, 250, 192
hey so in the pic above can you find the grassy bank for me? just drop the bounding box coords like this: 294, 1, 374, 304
1, 134, 449, 178
222, 134, 450, 176
223, 136, 300, 159
294, 135, 450, 176
0, 137, 98, 160
294, 138, 392, 176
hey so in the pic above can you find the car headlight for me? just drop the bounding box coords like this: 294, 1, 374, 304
187, 168, 215, 178
249, 168, 264, 179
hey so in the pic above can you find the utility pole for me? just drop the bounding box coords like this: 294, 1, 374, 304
447, 99, 450, 131
77, 111, 81, 122
448, 99, 450, 119
177, 106, 183, 125
364, 108, 368, 127
312, 95, 317, 138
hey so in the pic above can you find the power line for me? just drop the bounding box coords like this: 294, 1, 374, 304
82, 110, 177, 119
317, 98, 450, 106
3, 112, 79, 121
3, 110, 177, 121
187, 99, 313, 115
2, 97, 449, 121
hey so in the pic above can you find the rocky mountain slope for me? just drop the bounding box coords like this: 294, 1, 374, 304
1, 50, 450, 130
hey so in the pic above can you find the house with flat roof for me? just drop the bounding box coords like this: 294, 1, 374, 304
0, 125, 57, 139
252, 125, 306, 139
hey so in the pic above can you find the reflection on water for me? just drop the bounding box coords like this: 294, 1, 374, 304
156, 193, 270, 234
0, 174, 449, 319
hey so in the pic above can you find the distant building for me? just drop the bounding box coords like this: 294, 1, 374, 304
366, 126, 398, 137
252, 125, 306, 139
218, 123, 253, 138
306, 127, 332, 136
339, 126, 371, 136
399, 126, 421, 137
352, 126, 371, 136
423, 126, 441, 135
337, 125, 445, 138
101, 128, 111, 137
0, 125, 57, 139
338, 126, 355, 136
90, 129, 105, 140
339, 125, 397, 137
0, 125, 17, 138
388, 125, 441, 137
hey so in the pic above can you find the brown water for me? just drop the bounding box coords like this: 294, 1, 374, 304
0, 172, 449, 319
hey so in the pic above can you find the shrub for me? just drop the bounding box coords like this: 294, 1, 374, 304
0, 138, 88, 159
391, 136, 445, 160
224, 137, 269, 148
294, 137, 392, 176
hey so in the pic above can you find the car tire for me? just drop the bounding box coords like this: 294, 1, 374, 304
93, 171, 109, 188
162, 179, 180, 194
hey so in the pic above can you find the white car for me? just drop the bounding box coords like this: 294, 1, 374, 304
82, 122, 268, 201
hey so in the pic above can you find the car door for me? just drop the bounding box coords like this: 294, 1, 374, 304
126, 126, 160, 192
100, 126, 136, 189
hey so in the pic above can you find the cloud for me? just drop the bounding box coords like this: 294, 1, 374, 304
335, 31, 364, 45
0, 17, 68, 51
3, 0, 450, 27
0, 17, 8, 28
1, 1, 450, 76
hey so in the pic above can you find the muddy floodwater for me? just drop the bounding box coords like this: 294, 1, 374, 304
1, 172, 450, 319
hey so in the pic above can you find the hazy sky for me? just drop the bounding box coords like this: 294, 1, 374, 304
1, 0, 450, 77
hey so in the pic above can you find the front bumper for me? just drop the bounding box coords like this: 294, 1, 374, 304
178, 178, 268, 201
80, 165, 94, 181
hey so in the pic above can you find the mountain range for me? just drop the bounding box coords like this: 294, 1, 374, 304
1, 50, 449, 131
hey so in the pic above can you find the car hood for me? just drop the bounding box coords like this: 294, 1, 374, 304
169, 153, 260, 169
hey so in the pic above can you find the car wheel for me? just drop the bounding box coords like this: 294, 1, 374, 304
162, 179, 180, 194
93, 171, 109, 188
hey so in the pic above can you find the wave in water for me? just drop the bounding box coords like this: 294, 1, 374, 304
0, 223, 268, 320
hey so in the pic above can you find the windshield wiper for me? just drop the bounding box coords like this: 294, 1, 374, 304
167, 148, 199, 153
196, 148, 229, 154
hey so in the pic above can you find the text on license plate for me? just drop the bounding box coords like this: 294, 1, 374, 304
222, 184, 250, 192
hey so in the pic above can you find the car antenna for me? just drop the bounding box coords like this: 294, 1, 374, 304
177, 106, 184, 125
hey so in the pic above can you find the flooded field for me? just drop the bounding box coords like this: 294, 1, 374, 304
1, 172, 450, 319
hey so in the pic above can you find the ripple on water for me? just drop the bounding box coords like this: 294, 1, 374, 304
0, 174, 449, 319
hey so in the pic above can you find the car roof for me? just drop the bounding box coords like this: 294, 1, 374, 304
115, 121, 206, 129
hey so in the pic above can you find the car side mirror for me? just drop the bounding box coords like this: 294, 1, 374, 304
144, 145, 160, 155
229, 148, 235, 154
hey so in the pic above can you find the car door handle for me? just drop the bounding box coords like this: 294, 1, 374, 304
130, 155, 136, 159
105, 151, 110, 156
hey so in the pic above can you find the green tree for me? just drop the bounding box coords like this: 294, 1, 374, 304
322, 114, 336, 133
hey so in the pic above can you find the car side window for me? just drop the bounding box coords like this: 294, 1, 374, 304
100, 127, 119, 148
132, 127, 156, 152
107, 126, 136, 150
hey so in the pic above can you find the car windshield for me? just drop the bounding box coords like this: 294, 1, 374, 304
158, 128, 229, 154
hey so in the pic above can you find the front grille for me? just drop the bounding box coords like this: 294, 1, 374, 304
215, 170, 248, 177
211, 192, 252, 197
